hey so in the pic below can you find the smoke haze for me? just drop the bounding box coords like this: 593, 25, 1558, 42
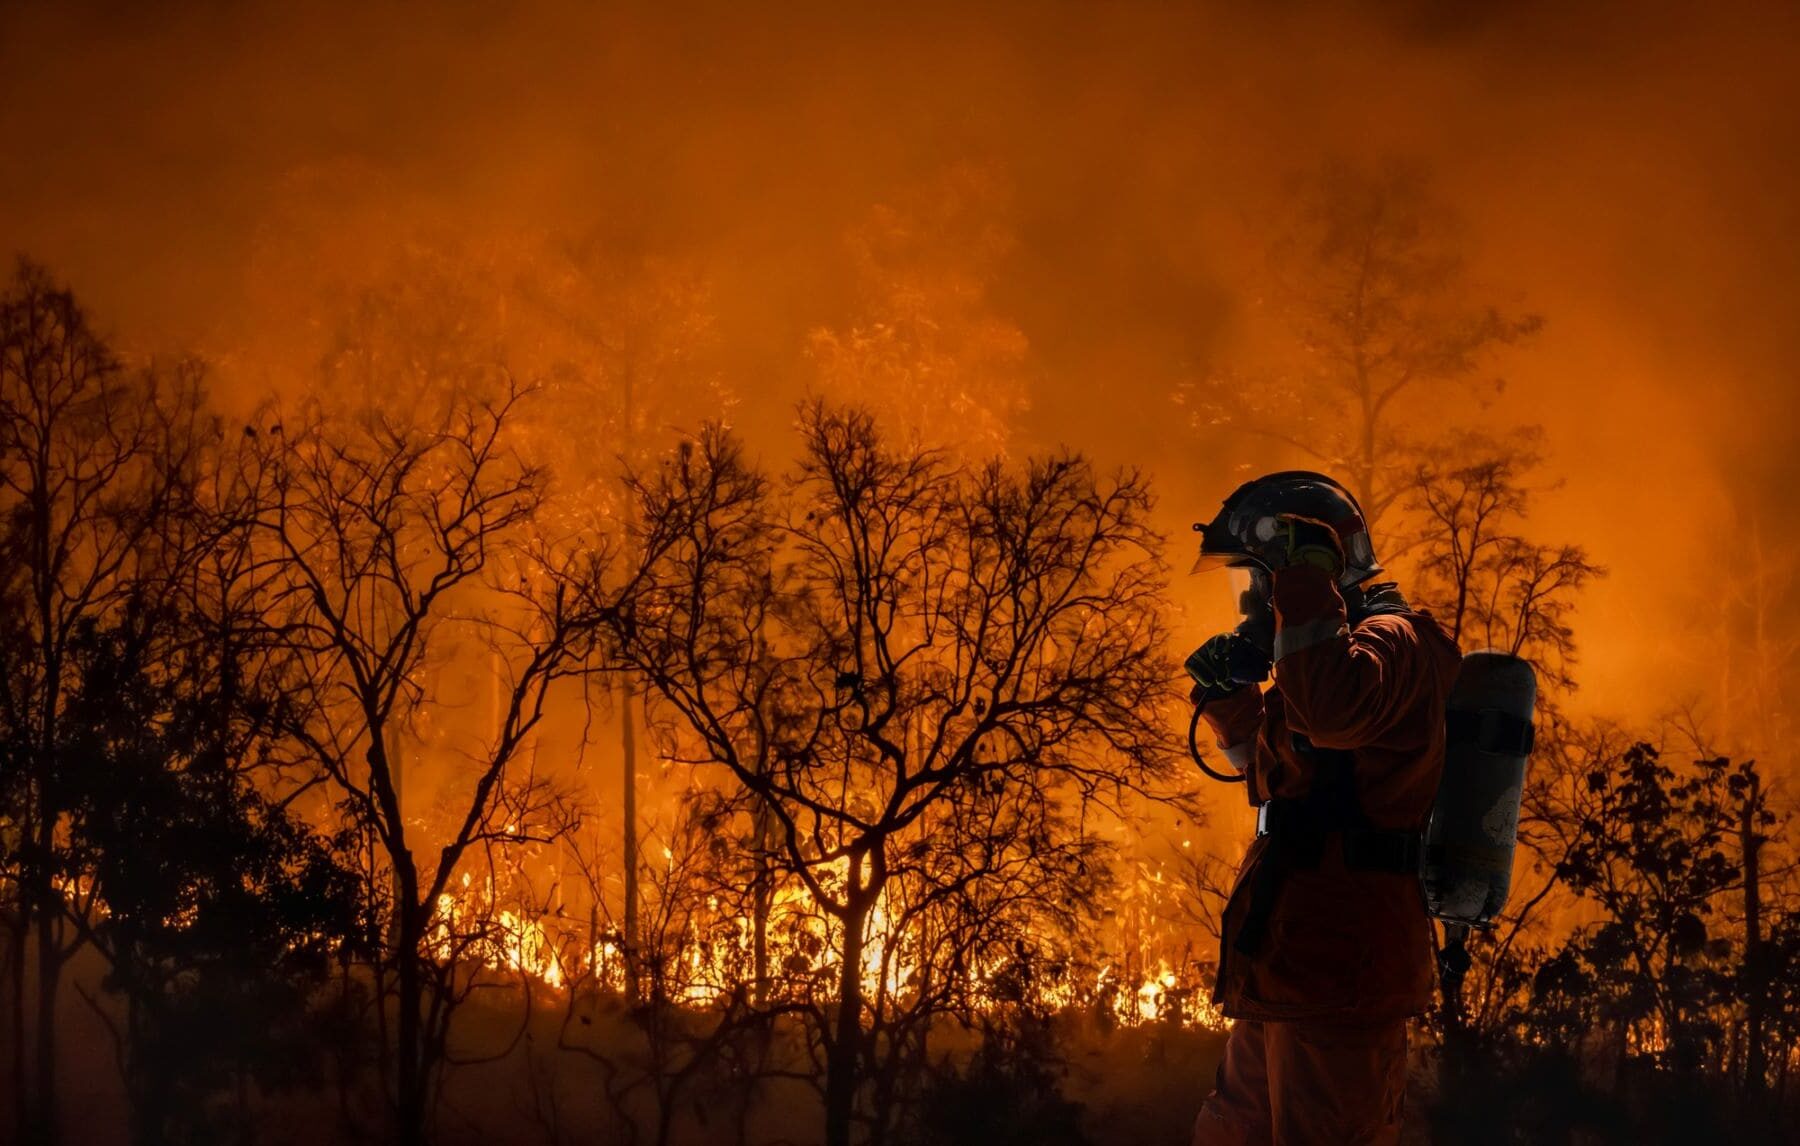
4, 0, 1798, 726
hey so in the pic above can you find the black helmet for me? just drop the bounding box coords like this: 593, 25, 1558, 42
1192, 471, 1382, 588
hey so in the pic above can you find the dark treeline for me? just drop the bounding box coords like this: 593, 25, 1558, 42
2, 160, 1798, 1146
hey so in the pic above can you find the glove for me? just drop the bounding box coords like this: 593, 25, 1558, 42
1184, 632, 1269, 704
1257, 513, 1345, 577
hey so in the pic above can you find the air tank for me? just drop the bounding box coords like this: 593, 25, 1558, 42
1422, 651, 1538, 928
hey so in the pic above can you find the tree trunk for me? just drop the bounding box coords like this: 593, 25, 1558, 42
29, 810, 60, 1146
620, 677, 641, 1004
1741, 769, 1766, 1102
620, 349, 643, 1008
394, 881, 427, 1146
824, 904, 869, 1146
28, 471, 62, 1146
9, 850, 31, 1146
751, 788, 770, 1009
125, 998, 174, 1146
750, 658, 771, 1009
751, 859, 769, 1009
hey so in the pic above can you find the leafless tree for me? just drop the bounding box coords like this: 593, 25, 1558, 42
1184, 158, 1542, 533
1397, 426, 1605, 1101
1405, 427, 1604, 696
233, 381, 604, 1146
594, 403, 1181, 1146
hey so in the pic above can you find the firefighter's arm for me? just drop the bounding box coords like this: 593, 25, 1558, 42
1199, 686, 1276, 804
1268, 563, 1430, 749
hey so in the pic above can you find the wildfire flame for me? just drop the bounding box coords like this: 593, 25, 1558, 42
425, 861, 1232, 1030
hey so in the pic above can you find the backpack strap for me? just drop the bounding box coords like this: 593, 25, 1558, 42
1232, 735, 1420, 956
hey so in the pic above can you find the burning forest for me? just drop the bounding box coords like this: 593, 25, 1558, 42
3, 2, 1800, 1145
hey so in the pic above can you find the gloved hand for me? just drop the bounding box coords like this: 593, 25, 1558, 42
1185, 632, 1269, 704
1257, 513, 1345, 576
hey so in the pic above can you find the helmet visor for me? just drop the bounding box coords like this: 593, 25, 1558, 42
1228, 565, 1272, 623
1190, 550, 1245, 576
1190, 518, 1261, 575
1227, 564, 1255, 608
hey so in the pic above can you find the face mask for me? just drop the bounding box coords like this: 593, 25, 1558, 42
1229, 565, 1275, 656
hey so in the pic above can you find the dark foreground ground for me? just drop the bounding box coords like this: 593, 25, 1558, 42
27, 956, 1792, 1145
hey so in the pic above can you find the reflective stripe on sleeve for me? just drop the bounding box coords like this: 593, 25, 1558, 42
1273, 617, 1350, 663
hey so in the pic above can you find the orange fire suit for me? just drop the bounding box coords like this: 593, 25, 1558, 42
1191, 564, 1462, 1146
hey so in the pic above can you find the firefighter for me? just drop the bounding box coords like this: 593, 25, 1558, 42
1184, 471, 1463, 1146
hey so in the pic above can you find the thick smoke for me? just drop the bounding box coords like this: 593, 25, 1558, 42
3, 0, 1797, 725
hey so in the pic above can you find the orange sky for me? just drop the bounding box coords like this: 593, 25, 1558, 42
3, 0, 1797, 734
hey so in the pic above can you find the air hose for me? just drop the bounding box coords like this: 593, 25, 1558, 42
1188, 705, 1245, 784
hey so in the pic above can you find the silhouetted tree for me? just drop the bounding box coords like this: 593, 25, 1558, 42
1396, 427, 1613, 1146
235, 382, 604, 1146
549, 789, 800, 1146
1185, 158, 1542, 531
598, 404, 1180, 1146
1517, 744, 1760, 1141
879, 812, 1109, 1139
0, 260, 211, 1146
518, 245, 728, 1005
1760, 868, 1800, 1112
1406, 427, 1603, 695
58, 612, 371, 1146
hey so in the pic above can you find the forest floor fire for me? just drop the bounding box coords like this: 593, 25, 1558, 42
428, 864, 1235, 1031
